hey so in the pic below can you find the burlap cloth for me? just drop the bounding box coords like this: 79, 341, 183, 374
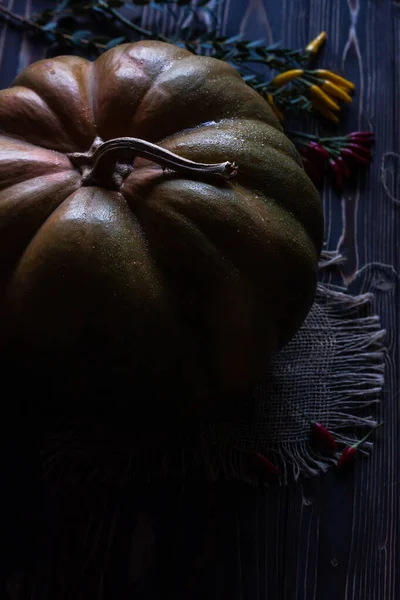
42, 251, 385, 486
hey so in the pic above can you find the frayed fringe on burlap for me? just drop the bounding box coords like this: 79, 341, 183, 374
318, 249, 346, 268
200, 253, 386, 485
236, 255, 386, 485
259, 280, 385, 485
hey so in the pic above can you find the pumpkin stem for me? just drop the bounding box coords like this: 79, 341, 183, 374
67, 136, 238, 190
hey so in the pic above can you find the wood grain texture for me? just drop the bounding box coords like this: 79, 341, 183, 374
0, 1, 398, 599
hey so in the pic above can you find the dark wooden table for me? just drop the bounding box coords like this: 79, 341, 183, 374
1, 1, 399, 599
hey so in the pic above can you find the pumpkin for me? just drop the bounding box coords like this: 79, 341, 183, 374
0, 41, 323, 417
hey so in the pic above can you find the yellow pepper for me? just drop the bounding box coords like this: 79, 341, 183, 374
321, 80, 352, 103
315, 69, 355, 92
267, 94, 284, 122
305, 32, 327, 55
310, 84, 340, 112
311, 98, 339, 124
271, 69, 304, 88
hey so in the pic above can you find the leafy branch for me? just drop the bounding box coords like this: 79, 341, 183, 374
0, 1, 374, 190
0, 2, 310, 67
0, 3, 328, 107
0, 3, 109, 51
0, 2, 352, 120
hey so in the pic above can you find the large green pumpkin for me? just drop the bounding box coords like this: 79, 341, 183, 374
0, 41, 323, 417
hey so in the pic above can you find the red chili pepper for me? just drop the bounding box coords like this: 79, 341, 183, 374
310, 421, 337, 452
337, 155, 350, 178
341, 148, 371, 165
346, 143, 372, 158
308, 140, 330, 158
300, 146, 326, 165
253, 453, 280, 476
349, 131, 374, 142
336, 422, 384, 470
336, 446, 357, 469
329, 158, 343, 190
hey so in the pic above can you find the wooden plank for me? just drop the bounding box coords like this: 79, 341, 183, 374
0, 1, 398, 599
222, 1, 399, 599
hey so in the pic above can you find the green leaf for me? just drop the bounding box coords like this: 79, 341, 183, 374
72, 30, 92, 44
266, 41, 282, 51
242, 74, 258, 82
224, 34, 244, 45
105, 36, 126, 49
42, 22, 57, 32
246, 38, 268, 48
56, 0, 72, 11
